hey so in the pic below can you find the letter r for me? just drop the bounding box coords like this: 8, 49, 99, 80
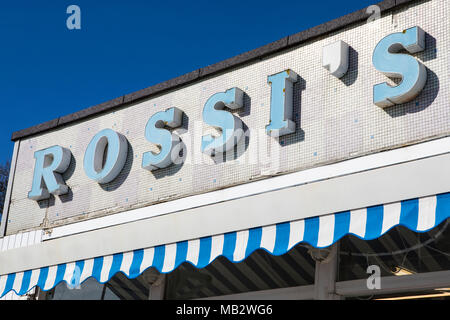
28, 146, 72, 201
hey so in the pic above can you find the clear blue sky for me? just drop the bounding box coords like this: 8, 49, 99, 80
0, 0, 376, 165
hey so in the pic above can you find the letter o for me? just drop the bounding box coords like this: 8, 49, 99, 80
83, 129, 128, 184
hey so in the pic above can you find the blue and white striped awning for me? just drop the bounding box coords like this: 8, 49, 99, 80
1, 192, 450, 298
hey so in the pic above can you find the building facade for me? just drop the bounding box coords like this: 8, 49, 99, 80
0, 0, 449, 300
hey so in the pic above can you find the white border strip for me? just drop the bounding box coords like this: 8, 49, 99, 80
43, 136, 450, 241
1, 141, 20, 237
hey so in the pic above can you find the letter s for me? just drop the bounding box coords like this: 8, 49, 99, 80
372, 26, 427, 108
28, 146, 72, 200
201, 88, 244, 156
142, 107, 183, 171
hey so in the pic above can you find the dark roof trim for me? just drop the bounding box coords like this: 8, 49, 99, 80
12, 0, 417, 141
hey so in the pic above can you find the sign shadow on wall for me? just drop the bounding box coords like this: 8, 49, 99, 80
100, 140, 134, 192
340, 46, 358, 87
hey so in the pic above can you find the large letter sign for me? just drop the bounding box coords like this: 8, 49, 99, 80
266, 70, 298, 137
26, 26, 434, 201
142, 107, 183, 171
83, 129, 128, 184
201, 87, 244, 156
372, 26, 427, 108
28, 146, 72, 200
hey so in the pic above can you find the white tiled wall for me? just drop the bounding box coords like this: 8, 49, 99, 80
5, 0, 450, 235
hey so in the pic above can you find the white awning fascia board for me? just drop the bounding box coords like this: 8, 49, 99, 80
1, 150, 450, 276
